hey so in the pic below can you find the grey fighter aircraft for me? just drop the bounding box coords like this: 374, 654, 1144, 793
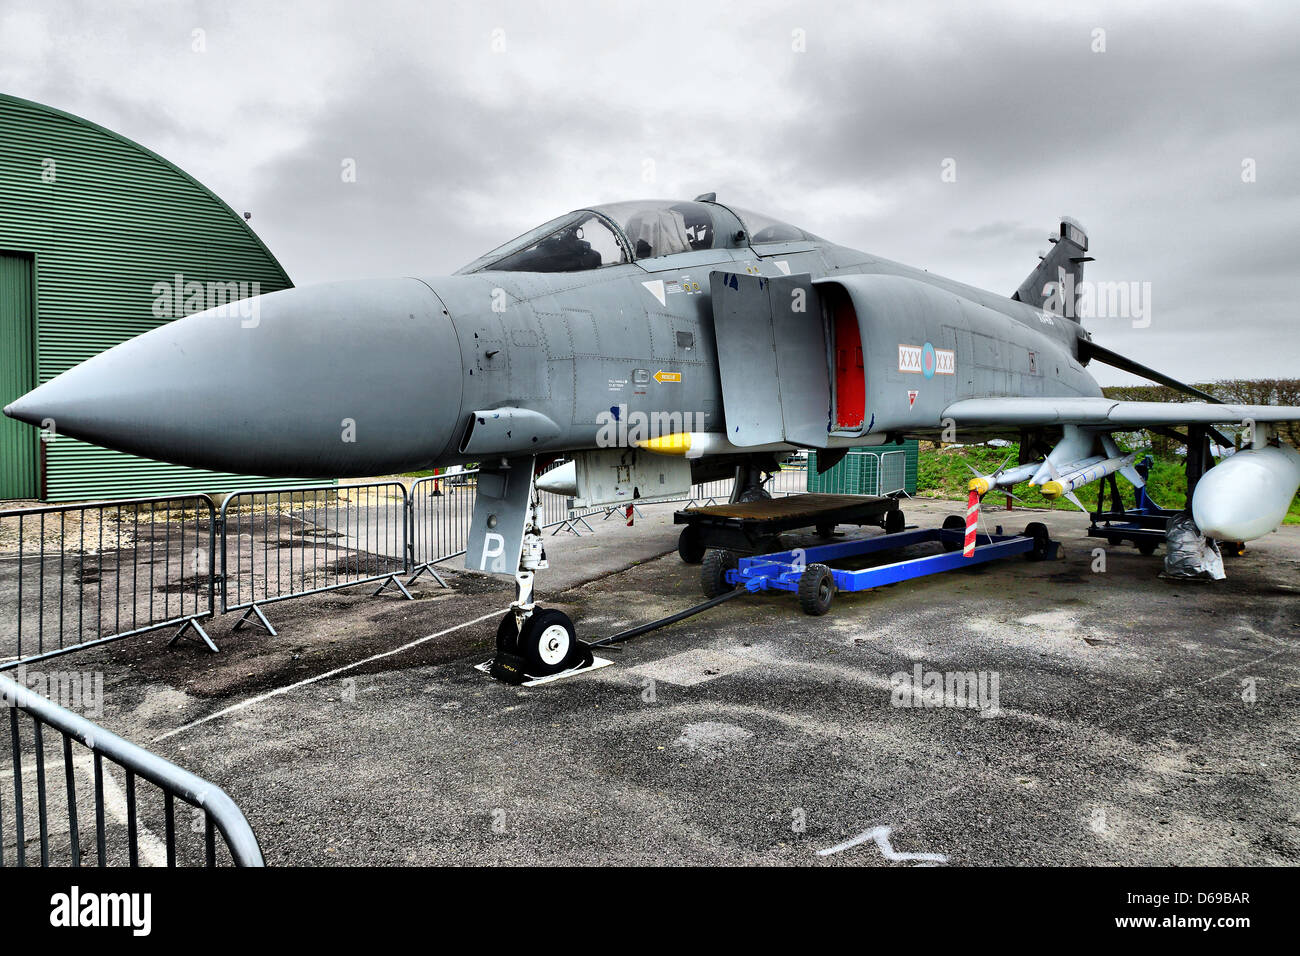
7, 195, 1300, 675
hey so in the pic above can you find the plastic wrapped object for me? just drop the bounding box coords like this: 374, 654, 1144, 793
1163, 514, 1225, 580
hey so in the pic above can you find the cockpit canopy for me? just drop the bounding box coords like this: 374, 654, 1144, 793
458, 198, 817, 274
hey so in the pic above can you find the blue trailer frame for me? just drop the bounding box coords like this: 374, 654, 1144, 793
727, 524, 1058, 606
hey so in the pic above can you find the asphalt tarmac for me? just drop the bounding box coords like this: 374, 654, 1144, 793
11, 499, 1299, 866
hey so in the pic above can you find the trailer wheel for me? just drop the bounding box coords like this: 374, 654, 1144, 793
1137, 539, 1158, 556
518, 608, 579, 676
941, 515, 966, 552
701, 549, 739, 598
677, 526, 706, 564
1023, 522, 1050, 560
884, 508, 906, 535
798, 564, 836, 616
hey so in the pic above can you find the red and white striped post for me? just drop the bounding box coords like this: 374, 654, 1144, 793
963, 488, 980, 557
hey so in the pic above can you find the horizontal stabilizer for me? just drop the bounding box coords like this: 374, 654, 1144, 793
1078, 340, 1221, 404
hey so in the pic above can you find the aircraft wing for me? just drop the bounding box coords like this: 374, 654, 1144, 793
943, 397, 1300, 428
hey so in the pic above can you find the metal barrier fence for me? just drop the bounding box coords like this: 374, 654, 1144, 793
219, 482, 412, 635
879, 450, 908, 496
0, 496, 216, 670
1, 672, 263, 866
0, 461, 820, 666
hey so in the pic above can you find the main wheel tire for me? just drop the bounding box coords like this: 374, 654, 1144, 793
797, 564, 836, 616
1137, 539, 1158, 556
736, 487, 771, 503
678, 526, 706, 564
941, 515, 966, 552
884, 508, 906, 534
518, 608, 579, 677
1023, 521, 1050, 561
495, 611, 520, 655
701, 548, 739, 598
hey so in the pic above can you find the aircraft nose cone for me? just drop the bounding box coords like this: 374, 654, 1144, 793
4, 279, 463, 477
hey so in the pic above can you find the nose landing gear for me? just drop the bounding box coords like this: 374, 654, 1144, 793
481, 459, 591, 683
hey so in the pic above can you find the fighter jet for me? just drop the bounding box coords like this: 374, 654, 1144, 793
7, 195, 1300, 675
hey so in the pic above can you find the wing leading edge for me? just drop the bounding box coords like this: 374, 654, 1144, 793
943, 397, 1300, 429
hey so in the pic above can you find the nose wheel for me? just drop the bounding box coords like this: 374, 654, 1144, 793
496, 607, 583, 677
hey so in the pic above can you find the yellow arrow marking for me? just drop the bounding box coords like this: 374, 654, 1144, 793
653, 370, 681, 383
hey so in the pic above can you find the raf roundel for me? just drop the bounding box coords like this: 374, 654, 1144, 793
921, 342, 937, 379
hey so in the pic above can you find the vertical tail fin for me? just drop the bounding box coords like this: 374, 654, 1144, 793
1011, 217, 1094, 320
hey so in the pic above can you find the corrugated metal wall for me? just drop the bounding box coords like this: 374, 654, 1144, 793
0, 93, 332, 500
0, 252, 37, 498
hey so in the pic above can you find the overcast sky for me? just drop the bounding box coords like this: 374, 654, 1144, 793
3, 0, 1297, 383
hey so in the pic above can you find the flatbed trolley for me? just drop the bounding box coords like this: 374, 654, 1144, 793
674, 493, 903, 563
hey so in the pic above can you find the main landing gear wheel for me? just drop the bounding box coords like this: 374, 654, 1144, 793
701, 548, 739, 598
884, 508, 906, 535
678, 526, 706, 564
736, 487, 771, 503
1023, 522, 1050, 561
941, 514, 966, 552
517, 608, 582, 677
797, 563, 836, 616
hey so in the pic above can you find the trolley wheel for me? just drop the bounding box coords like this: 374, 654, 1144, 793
677, 526, 706, 564
797, 564, 836, 616
1023, 522, 1050, 561
884, 508, 906, 535
518, 608, 579, 677
1136, 539, 1158, 556
816, 523, 836, 539
495, 610, 520, 655
701, 548, 739, 598
941, 515, 966, 552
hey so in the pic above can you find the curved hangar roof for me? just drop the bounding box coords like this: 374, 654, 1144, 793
0, 93, 299, 500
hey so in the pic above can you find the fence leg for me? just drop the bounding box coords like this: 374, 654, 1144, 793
373, 573, 414, 600
406, 563, 449, 588
168, 618, 219, 653
232, 604, 277, 637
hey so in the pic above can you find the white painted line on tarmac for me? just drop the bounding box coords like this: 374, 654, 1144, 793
152, 609, 507, 744
817, 824, 948, 864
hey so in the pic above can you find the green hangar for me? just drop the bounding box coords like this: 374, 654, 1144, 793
0, 93, 312, 501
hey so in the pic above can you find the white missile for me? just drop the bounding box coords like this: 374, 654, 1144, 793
1040, 453, 1137, 499
1191, 443, 1300, 541
967, 460, 1041, 496
536, 460, 577, 496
